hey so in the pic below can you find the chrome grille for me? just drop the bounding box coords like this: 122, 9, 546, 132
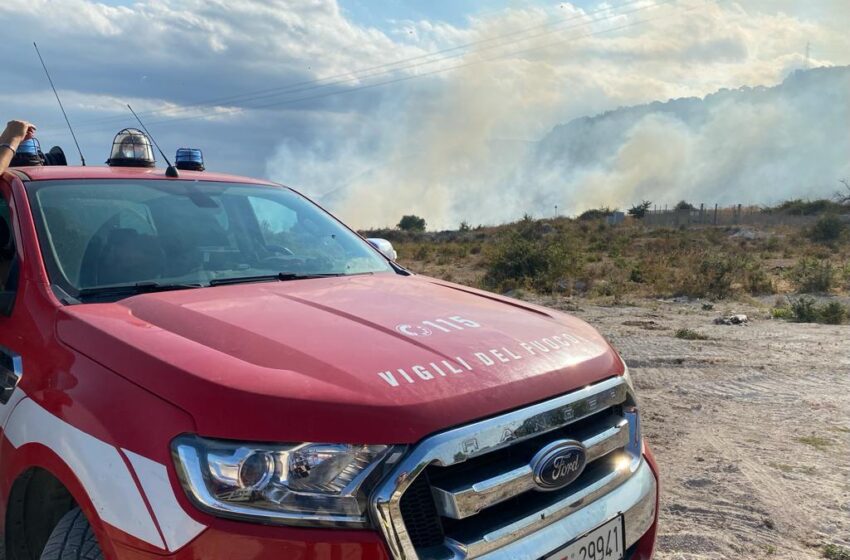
371, 376, 650, 560
399, 471, 444, 548
429, 410, 629, 521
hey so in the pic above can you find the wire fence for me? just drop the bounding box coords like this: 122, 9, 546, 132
640, 204, 841, 228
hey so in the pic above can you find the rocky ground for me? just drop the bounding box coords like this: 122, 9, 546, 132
534, 297, 849, 560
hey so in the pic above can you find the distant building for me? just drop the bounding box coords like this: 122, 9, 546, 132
607, 211, 625, 225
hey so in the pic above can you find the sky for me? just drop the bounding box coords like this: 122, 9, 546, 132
1, 0, 848, 228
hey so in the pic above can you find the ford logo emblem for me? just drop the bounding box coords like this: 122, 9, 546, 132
530, 440, 587, 491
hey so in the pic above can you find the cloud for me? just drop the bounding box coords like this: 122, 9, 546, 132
0, 0, 434, 173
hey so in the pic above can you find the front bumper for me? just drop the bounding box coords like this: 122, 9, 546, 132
478, 457, 656, 560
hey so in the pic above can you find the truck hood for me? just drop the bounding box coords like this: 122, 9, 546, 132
57, 274, 622, 443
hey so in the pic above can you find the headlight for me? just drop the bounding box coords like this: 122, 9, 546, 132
618, 359, 643, 468
619, 356, 636, 392
172, 436, 400, 527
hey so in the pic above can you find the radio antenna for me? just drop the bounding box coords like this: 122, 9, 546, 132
127, 104, 179, 178
33, 42, 86, 166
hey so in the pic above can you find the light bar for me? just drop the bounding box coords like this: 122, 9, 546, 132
10, 139, 43, 167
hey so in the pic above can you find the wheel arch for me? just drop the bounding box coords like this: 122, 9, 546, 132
6, 466, 77, 560
0, 396, 168, 559
2, 450, 117, 560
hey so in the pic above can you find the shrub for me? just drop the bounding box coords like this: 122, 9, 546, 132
824, 544, 850, 560
770, 198, 843, 216
514, 216, 551, 240
675, 200, 696, 211
790, 296, 820, 323
412, 244, 430, 261
809, 214, 845, 243
700, 254, 737, 298
435, 244, 467, 265
629, 265, 645, 284
483, 234, 548, 291
819, 302, 847, 325
677, 253, 739, 299
743, 261, 774, 295
397, 215, 426, 232
578, 207, 614, 221
675, 328, 709, 340
482, 232, 581, 292
771, 307, 793, 320
790, 258, 835, 293
785, 297, 849, 324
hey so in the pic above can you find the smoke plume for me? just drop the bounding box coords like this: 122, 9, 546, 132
265, 2, 850, 229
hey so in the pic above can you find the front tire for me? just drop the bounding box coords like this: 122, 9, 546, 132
40, 507, 104, 560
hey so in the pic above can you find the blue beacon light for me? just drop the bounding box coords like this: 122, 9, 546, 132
175, 148, 204, 171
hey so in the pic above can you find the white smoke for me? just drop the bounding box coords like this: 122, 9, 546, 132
265, 1, 850, 229
529, 67, 850, 213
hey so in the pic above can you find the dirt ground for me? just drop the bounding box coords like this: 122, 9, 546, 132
532, 297, 849, 559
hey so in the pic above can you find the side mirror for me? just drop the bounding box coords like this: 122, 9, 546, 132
367, 238, 397, 261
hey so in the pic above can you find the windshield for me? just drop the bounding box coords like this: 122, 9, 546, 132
26, 180, 394, 300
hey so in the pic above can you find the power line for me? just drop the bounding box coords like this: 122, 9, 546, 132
46, 0, 650, 131
41, 0, 673, 133
102, 1, 700, 132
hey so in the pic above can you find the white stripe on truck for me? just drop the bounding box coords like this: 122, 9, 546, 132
4, 397, 207, 551
124, 449, 206, 550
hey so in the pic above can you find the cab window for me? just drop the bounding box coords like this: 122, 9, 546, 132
25, 180, 394, 302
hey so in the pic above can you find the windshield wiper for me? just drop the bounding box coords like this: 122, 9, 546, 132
76, 281, 203, 300
209, 272, 347, 287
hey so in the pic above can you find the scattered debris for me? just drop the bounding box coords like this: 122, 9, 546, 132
729, 227, 762, 240
714, 314, 748, 325
701, 302, 715, 311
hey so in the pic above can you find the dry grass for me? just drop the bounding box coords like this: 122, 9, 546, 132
674, 328, 710, 340
795, 436, 834, 451
824, 544, 850, 560
363, 212, 850, 303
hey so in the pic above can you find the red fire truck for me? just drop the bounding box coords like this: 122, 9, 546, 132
0, 130, 658, 560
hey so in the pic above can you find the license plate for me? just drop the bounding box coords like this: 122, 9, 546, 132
544, 516, 625, 560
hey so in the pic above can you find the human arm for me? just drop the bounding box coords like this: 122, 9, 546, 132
0, 120, 37, 174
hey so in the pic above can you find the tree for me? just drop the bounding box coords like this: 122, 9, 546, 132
397, 214, 426, 232
628, 201, 652, 219
675, 200, 696, 211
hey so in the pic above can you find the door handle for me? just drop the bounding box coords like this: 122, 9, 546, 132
0, 346, 22, 404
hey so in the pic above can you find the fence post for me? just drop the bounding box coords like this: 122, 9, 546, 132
713, 204, 718, 225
